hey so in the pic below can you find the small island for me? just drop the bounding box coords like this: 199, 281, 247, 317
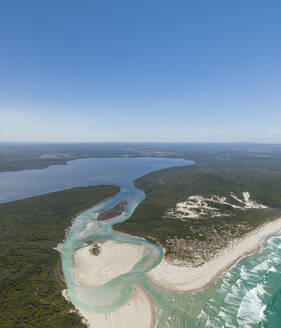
97, 201, 128, 220
89, 243, 101, 256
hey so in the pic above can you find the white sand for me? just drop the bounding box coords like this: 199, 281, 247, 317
74, 240, 144, 287
147, 217, 281, 292
70, 240, 154, 327
166, 192, 267, 219
78, 287, 155, 328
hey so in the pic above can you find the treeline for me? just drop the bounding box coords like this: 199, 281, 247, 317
0, 185, 119, 328
116, 159, 281, 252
2, 142, 281, 172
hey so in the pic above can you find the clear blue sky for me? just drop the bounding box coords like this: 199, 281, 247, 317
1, 0, 281, 142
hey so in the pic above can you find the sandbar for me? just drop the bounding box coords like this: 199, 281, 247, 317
69, 240, 155, 327
78, 287, 155, 328
73, 240, 144, 287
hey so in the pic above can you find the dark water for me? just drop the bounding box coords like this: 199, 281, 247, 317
0, 157, 188, 203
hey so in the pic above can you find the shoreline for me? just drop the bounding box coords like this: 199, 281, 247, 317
54, 193, 118, 254
63, 240, 155, 328
55, 193, 121, 326
64, 286, 156, 328
73, 240, 145, 287
58, 197, 281, 326
147, 217, 281, 293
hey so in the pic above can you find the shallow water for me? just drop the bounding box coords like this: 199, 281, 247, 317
1, 157, 281, 327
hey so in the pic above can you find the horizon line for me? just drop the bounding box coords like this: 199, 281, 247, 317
1, 141, 281, 145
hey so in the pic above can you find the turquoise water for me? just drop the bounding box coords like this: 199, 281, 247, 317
1, 157, 281, 327
64, 196, 281, 327
63, 200, 281, 328
59, 160, 281, 327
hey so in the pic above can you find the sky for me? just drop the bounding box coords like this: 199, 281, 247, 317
1, 0, 281, 143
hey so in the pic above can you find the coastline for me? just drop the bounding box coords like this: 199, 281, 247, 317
58, 196, 281, 326
147, 217, 281, 292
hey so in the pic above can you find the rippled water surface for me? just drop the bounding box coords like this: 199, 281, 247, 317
1, 157, 281, 327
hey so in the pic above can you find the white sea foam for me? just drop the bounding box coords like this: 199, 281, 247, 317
224, 285, 244, 306
237, 283, 266, 327
240, 265, 248, 280
197, 310, 207, 320
251, 261, 270, 273
236, 279, 242, 288
220, 306, 234, 314
217, 310, 237, 328
268, 266, 277, 273
271, 256, 281, 264
267, 235, 281, 246
218, 310, 229, 320
225, 271, 233, 279
205, 318, 213, 327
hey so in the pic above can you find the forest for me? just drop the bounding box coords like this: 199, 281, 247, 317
0, 185, 119, 328
116, 158, 281, 264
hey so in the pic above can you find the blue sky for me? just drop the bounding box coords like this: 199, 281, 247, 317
1, 0, 281, 142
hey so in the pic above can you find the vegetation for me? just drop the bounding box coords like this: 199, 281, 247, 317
0, 185, 120, 328
115, 159, 281, 264
2, 142, 281, 172
0, 142, 183, 172
3, 142, 281, 318
98, 201, 127, 220
89, 244, 101, 256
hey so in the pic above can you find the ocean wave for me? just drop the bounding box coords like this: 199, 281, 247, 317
237, 283, 266, 327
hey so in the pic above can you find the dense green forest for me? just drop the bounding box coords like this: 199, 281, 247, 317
116, 159, 281, 263
0, 186, 119, 328
2, 142, 281, 172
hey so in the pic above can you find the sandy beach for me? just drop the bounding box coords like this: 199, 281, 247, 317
66, 218, 281, 327
74, 240, 145, 287
70, 240, 155, 328
78, 287, 155, 328
147, 217, 281, 292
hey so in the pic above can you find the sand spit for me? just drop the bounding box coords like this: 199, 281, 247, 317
69, 240, 155, 328
74, 240, 144, 287
78, 287, 155, 328
147, 217, 281, 292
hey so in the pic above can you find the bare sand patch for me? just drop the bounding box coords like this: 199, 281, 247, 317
165, 191, 267, 219
69, 240, 155, 327
74, 240, 144, 287
78, 287, 155, 328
